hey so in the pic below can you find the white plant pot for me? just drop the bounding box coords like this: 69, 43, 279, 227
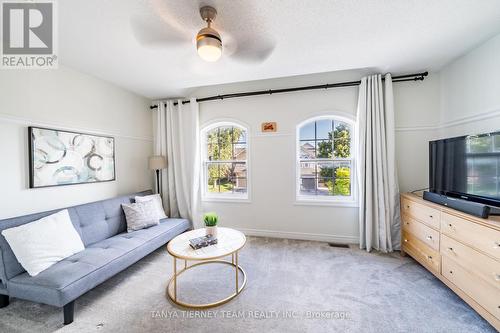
206, 226, 218, 238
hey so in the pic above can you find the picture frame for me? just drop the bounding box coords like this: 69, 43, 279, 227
28, 126, 116, 188
261, 122, 277, 133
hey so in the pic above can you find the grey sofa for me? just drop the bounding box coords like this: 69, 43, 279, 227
0, 190, 190, 324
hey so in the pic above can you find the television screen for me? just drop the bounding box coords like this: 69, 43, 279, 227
429, 131, 500, 207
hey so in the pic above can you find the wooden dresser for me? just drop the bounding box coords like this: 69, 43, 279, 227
401, 193, 500, 330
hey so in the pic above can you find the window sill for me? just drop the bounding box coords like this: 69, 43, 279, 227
202, 196, 251, 204
294, 198, 358, 208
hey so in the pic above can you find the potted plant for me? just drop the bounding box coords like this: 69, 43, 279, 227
203, 212, 218, 238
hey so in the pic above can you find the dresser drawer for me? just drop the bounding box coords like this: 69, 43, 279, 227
401, 198, 440, 229
441, 212, 500, 261
402, 231, 440, 274
441, 234, 500, 290
402, 214, 440, 251
442, 256, 500, 320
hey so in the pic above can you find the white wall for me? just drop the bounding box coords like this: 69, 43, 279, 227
0, 65, 153, 219
393, 73, 441, 192
393, 32, 500, 193
189, 69, 439, 243
439, 32, 500, 138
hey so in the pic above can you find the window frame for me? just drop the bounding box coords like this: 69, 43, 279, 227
465, 133, 500, 198
201, 120, 251, 202
295, 114, 357, 207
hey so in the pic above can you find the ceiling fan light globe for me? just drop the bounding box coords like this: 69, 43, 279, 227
197, 35, 222, 62
198, 44, 222, 62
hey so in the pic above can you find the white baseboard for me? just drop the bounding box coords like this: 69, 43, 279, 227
238, 227, 359, 244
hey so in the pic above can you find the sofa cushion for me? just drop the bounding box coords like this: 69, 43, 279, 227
0, 191, 152, 280
135, 194, 168, 219
122, 200, 160, 232
2, 209, 85, 277
6, 218, 189, 307
73, 194, 145, 245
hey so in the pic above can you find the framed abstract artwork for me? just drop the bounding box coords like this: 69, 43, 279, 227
28, 126, 116, 188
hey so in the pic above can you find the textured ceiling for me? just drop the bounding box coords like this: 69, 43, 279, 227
58, 0, 500, 98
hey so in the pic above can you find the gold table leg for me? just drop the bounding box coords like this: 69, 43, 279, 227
166, 257, 246, 309
173, 257, 177, 301
235, 251, 239, 294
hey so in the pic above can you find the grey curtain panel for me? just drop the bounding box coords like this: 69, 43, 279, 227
153, 99, 201, 226
357, 74, 401, 252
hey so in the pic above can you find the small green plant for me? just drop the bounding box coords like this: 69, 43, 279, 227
203, 212, 218, 227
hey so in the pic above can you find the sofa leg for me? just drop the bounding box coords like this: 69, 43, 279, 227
0, 294, 9, 308
63, 301, 74, 325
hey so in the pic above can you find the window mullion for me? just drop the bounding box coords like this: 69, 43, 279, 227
204, 160, 247, 164
299, 158, 352, 163
332, 119, 335, 159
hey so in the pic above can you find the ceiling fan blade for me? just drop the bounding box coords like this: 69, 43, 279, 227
148, 0, 200, 34
229, 38, 276, 63
212, 1, 276, 64
130, 14, 191, 48
130, 0, 202, 49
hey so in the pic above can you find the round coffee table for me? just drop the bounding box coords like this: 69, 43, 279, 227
166, 227, 247, 309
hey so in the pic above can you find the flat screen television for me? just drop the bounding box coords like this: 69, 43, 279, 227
429, 131, 500, 208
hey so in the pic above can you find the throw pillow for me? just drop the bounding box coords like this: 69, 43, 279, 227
122, 200, 160, 232
1, 209, 85, 277
135, 194, 167, 220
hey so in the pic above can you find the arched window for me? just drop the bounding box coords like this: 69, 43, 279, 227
296, 116, 355, 203
201, 122, 249, 200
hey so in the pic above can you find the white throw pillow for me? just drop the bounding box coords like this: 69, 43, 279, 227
135, 194, 167, 220
122, 200, 160, 232
1, 209, 85, 277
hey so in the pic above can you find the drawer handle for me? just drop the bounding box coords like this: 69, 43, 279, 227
429, 215, 433, 218
449, 270, 453, 274
426, 235, 433, 240
494, 241, 500, 249
427, 255, 433, 260
448, 223, 455, 230
494, 274, 500, 281
447, 247, 454, 252
406, 205, 410, 209
404, 239, 408, 243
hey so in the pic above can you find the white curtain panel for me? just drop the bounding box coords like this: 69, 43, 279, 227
153, 102, 168, 199
153, 98, 202, 227
357, 74, 401, 252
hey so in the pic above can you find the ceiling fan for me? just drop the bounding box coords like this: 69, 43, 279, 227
131, 3, 275, 63
196, 6, 226, 62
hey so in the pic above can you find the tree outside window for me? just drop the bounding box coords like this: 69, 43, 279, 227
203, 124, 248, 199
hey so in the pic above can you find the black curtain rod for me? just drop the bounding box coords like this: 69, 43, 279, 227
149, 71, 428, 109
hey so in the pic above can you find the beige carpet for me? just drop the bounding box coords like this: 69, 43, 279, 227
0, 237, 496, 333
